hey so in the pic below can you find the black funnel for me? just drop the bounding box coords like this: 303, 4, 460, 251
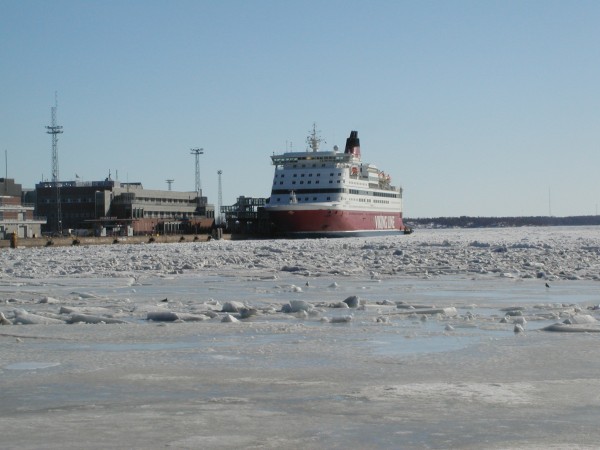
344, 131, 361, 157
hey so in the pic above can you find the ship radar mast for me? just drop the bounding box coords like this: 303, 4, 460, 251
306, 123, 325, 152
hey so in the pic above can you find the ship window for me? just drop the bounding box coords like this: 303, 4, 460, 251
279, 181, 283, 185
293, 164, 297, 168
330, 173, 334, 176
317, 173, 320, 176
309, 173, 312, 177
329, 180, 333, 184
300, 181, 304, 184
316, 181, 320, 184
301, 164, 306, 167
307, 181, 311, 184
313, 197, 317, 201
312, 163, 316, 167
277, 198, 281, 202
304, 197, 309, 201
301, 174, 305, 177
292, 181, 296, 185
327, 197, 331, 201
281, 174, 284, 178
293, 174, 297, 177
337, 180, 340, 183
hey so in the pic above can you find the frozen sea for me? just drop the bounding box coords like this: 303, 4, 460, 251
2, 226, 600, 449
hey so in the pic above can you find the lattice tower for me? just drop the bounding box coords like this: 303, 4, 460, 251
217, 170, 223, 224
190, 148, 204, 194
46, 94, 63, 233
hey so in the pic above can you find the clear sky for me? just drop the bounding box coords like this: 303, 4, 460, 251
1, 0, 599, 218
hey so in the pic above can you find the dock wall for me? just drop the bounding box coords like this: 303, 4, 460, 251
0, 234, 233, 249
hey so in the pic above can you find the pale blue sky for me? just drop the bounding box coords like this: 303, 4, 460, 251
1, 0, 599, 217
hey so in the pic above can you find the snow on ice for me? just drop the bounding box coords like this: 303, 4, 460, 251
2, 226, 600, 449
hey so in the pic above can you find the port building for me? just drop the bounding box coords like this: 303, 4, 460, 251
35, 176, 214, 236
0, 178, 46, 238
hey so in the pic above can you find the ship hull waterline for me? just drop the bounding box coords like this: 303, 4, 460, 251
267, 208, 405, 238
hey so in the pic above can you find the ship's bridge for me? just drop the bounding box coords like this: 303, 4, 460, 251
271, 151, 357, 168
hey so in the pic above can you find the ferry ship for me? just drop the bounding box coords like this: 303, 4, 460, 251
264, 126, 407, 237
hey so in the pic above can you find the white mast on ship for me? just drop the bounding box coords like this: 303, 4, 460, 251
306, 122, 325, 152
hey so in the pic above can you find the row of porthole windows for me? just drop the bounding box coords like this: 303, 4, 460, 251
275, 172, 342, 178
274, 180, 342, 186
274, 196, 333, 202
351, 198, 391, 204
292, 163, 326, 168
352, 195, 393, 204
274, 196, 390, 204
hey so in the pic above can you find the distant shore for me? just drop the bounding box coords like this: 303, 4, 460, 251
406, 214, 600, 228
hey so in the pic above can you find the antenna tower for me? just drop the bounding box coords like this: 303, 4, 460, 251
3, 150, 7, 195
217, 170, 223, 225
190, 148, 204, 194
306, 122, 325, 152
46, 93, 63, 233
166, 179, 174, 191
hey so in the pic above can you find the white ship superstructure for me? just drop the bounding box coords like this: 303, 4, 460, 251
264, 126, 405, 236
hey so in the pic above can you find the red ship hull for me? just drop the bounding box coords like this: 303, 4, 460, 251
268, 208, 404, 237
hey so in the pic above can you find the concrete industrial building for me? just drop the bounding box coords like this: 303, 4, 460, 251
0, 178, 46, 239
35, 176, 214, 236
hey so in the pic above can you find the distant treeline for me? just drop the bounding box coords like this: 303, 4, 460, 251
406, 215, 600, 229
